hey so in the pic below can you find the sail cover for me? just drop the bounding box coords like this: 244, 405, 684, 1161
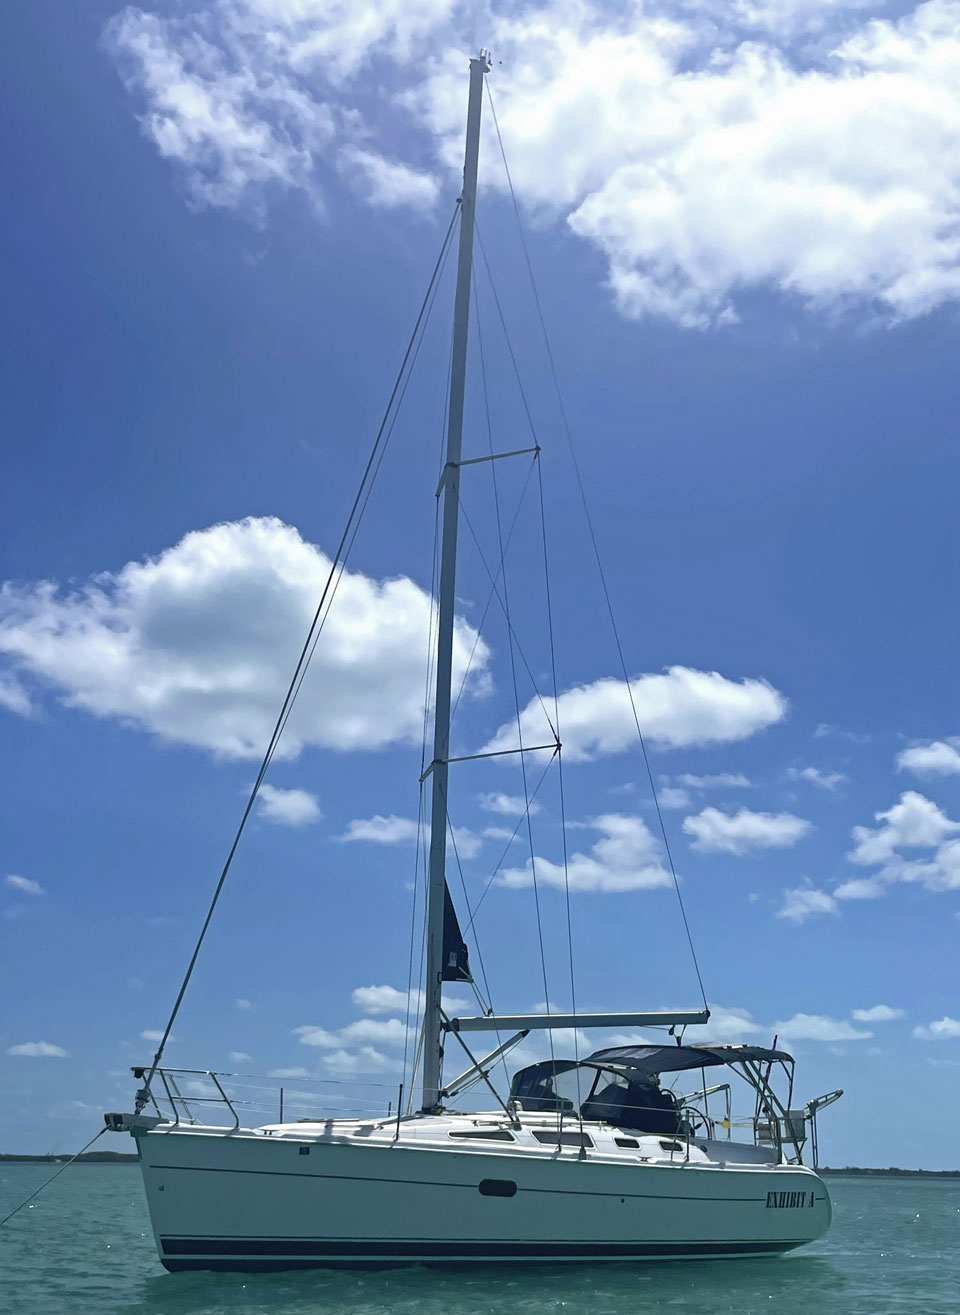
442, 883, 472, 982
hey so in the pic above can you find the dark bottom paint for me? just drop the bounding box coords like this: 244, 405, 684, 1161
160, 1238, 804, 1271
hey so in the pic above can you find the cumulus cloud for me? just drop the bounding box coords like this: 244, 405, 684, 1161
417, 0, 960, 326
5, 874, 44, 896
478, 792, 542, 817
897, 738, 960, 777
256, 783, 322, 826
483, 668, 786, 762
497, 813, 672, 893
7, 1041, 69, 1057
322, 1045, 400, 1076
681, 1004, 764, 1043
140, 1029, 174, 1042
675, 773, 752, 789
105, 1, 960, 329
351, 983, 470, 1015
775, 1013, 872, 1042
0, 517, 487, 760
340, 813, 482, 858
658, 786, 691, 810
777, 883, 839, 923
340, 814, 419, 845
849, 791, 960, 864
803, 792, 960, 909
852, 1005, 904, 1022
913, 1016, 960, 1041
684, 806, 811, 854
788, 766, 847, 791
229, 1050, 251, 1061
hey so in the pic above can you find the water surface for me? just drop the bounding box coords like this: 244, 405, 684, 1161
2, 1166, 957, 1315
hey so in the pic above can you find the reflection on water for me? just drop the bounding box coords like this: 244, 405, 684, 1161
124, 1255, 847, 1315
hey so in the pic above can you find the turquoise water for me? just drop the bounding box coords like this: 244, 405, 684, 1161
1, 1166, 958, 1315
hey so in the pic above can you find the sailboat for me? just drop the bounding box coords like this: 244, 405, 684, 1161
105, 52, 840, 1271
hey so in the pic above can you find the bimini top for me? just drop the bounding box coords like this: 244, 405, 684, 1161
585, 1043, 794, 1077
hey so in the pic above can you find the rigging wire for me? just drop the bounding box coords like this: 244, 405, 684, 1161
536, 454, 579, 1066
0, 1127, 107, 1229
138, 205, 462, 1104
485, 81, 708, 1012
473, 260, 554, 1069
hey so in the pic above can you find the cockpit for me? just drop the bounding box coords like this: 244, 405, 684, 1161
506, 1042, 841, 1161
510, 1059, 683, 1135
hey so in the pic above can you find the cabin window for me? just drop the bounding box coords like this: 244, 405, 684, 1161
533, 1130, 593, 1149
614, 1137, 639, 1149
658, 1140, 684, 1154
479, 1178, 517, 1197
448, 1130, 515, 1141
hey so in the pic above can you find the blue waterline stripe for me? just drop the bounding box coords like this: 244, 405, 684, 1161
161, 1237, 803, 1259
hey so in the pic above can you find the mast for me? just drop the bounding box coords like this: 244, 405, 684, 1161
421, 51, 489, 1113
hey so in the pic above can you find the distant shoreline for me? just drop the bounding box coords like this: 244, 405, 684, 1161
818, 1166, 960, 1178
2, 1153, 959, 1175
0, 1152, 139, 1164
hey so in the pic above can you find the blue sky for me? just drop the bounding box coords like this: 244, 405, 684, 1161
2, 0, 959, 1166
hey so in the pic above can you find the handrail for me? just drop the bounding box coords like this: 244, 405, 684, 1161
131, 1066, 392, 1128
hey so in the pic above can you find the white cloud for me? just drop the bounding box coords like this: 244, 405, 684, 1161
350, 982, 470, 1015
104, 0, 451, 214
106, 1, 960, 329
257, 783, 322, 826
293, 1026, 340, 1049
497, 813, 672, 893
418, 0, 960, 327
676, 773, 752, 789
269, 1066, 311, 1078
852, 1005, 904, 1022
850, 791, 960, 862
448, 826, 483, 861
322, 1045, 400, 1076
682, 1004, 764, 1043
140, 1029, 174, 1043
7, 1040, 69, 1058
658, 787, 691, 810
833, 875, 887, 900
478, 792, 542, 817
788, 766, 847, 791
0, 518, 487, 760
296, 1017, 416, 1051
775, 1013, 872, 1042
684, 807, 811, 855
235, 998, 252, 1009
5, 874, 44, 896
337, 146, 439, 210
340, 813, 482, 858
897, 738, 960, 777
352, 983, 412, 1014
913, 1016, 960, 1041
483, 668, 786, 762
0, 671, 32, 717
777, 883, 839, 923
229, 1050, 251, 1061
339, 814, 420, 845
339, 1017, 408, 1046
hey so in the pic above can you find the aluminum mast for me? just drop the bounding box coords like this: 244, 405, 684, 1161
421, 52, 489, 1112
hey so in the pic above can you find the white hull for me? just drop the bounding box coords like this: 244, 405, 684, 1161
133, 1119, 831, 1271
